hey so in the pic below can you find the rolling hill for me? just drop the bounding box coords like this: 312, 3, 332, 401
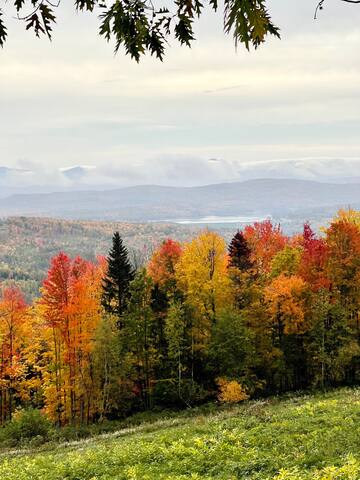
0, 217, 199, 299
0, 179, 359, 221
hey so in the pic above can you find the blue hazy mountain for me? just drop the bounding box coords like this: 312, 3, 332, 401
0, 179, 359, 222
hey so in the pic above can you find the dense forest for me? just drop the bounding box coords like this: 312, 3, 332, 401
0, 217, 199, 300
0, 209, 359, 426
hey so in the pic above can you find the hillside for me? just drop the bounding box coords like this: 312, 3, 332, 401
1, 388, 359, 479
0, 217, 199, 299
0, 179, 359, 222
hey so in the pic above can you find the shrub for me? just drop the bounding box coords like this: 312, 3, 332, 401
216, 378, 249, 404
152, 379, 209, 408
0, 408, 52, 446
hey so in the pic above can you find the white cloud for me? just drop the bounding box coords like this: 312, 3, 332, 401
0, 1, 360, 177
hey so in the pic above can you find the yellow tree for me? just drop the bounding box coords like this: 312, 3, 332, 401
0, 286, 30, 422
332, 208, 360, 228
264, 274, 309, 390
325, 214, 360, 336
265, 274, 308, 338
175, 230, 232, 354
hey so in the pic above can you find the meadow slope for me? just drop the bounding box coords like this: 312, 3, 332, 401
1, 388, 360, 479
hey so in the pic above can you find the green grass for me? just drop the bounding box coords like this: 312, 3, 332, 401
1, 388, 360, 479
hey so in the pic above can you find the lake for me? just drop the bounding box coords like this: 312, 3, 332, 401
171, 215, 271, 225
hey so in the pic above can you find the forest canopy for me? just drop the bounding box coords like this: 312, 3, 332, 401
0, 209, 359, 427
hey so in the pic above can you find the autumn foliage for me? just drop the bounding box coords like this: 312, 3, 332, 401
216, 378, 249, 404
0, 211, 359, 425
40, 253, 104, 424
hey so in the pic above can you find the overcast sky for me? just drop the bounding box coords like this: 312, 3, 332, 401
1, 0, 360, 186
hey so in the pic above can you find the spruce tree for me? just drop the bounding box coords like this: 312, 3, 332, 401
102, 232, 135, 318
228, 230, 252, 271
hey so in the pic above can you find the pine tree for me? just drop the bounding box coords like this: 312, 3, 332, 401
102, 232, 134, 319
228, 231, 252, 271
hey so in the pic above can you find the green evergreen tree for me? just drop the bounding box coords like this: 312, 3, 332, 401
102, 232, 134, 320
228, 230, 252, 271
228, 231, 254, 310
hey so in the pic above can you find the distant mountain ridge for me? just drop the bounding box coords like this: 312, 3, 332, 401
0, 178, 359, 222
1, 157, 360, 192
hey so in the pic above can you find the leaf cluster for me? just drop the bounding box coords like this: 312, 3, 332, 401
0, 0, 280, 61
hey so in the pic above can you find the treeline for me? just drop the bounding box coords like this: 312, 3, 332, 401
0, 216, 195, 300
0, 209, 359, 426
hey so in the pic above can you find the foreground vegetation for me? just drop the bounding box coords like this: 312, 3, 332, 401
1, 388, 360, 479
0, 209, 360, 427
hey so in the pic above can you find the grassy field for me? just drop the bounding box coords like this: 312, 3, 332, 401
1, 388, 360, 479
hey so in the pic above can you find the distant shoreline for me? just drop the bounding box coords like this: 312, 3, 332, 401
170, 215, 271, 225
